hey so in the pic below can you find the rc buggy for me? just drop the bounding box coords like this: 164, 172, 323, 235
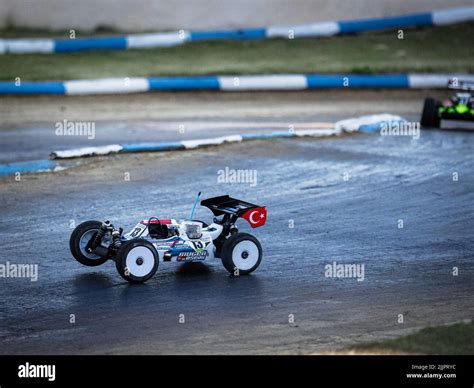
69, 194, 267, 283
421, 79, 474, 129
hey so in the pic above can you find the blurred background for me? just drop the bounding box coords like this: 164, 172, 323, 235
0, 0, 473, 31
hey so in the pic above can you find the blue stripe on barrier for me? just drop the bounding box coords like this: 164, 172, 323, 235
190, 28, 266, 41
306, 74, 409, 88
358, 123, 386, 133
0, 81, 65, 95
54, 37, 127, 52
241, 132, 295, 140
338, 13, 433, 34
0, 160, 57, 176
121, 142, 185, 153
148, 76, 220, 90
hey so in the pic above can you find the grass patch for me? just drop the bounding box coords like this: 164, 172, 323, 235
0, 23, 473, 81
349, 321, 474, 355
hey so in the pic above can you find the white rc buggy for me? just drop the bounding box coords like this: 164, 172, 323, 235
69, 194, 267, 283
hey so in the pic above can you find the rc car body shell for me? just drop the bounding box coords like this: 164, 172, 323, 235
124, 218, 224, 263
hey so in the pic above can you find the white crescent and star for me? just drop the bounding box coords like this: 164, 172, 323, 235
249, 210, 265, 224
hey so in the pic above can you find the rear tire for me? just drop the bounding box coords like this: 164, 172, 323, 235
116, 239, 159, 283
221, 233, 262, 275
70, 220, 109, 267
421, 98, 441, 128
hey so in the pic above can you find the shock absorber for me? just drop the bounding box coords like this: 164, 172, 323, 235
111, 228, 122, 249
89, 220, 111, 252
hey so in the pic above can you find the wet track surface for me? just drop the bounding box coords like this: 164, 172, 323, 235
0, 124, 473, 354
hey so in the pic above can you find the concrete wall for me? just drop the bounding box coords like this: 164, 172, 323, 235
0, 0, 473, 32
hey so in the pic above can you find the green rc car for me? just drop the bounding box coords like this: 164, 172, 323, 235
421, 80, 474, 129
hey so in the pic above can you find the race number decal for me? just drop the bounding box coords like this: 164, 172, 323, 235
126, 223, 147, 238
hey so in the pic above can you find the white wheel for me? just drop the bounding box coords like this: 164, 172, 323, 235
116, 240, 159, 283
125, 246, 156, 277
222, 233, 262, 275
232, 240, 260, 271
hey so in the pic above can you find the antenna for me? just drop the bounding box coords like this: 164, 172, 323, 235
189, 192, 202, 220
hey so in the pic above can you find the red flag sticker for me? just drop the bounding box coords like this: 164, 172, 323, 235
242, 207, 267, 228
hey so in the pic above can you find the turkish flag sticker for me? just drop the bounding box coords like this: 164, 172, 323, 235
242, 207, 267, 228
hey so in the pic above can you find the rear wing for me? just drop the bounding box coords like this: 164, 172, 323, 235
201, 195, 267, 228
448, 79, 474, 91
201, 195, 261, 217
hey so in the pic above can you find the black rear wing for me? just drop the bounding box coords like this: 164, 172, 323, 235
201, 195, 261, 217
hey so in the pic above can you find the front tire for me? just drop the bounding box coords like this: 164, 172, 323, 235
221, 233, 262, 275
70, 220, 109, 267
421, 98, 441, 128
116, 239, 159, 283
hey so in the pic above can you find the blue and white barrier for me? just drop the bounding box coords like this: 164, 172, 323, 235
50, 130, 337, 159
50, 115, 402, 160
1, 6, 473, 54
1, 74, 473, 95
0, 115, 403, 177
0, 159, 59, 176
